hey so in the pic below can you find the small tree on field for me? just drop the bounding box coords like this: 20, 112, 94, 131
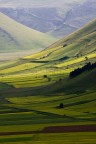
43, 75, 47, 78
63, 44, 67, 47
43, 75, 51, 82
60, 103, 64, 108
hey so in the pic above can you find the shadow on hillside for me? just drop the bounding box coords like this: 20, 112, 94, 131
0, 82, 14, 90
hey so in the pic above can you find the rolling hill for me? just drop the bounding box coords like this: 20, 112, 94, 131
0, 19, 95, 74
0, 0, 96, 38
0, 18, 96, 144
0, 12, 56, 53
25, 19, 96, 61
0, 0, 87, 38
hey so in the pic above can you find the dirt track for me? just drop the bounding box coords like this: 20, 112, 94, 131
0, 125, 96, 136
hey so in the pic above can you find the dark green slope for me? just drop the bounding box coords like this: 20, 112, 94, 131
57, 68, 96, 94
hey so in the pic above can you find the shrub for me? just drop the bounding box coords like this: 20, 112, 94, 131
43, 75, 47, 78
60, 103, 64, 108
63, 44, 67, 47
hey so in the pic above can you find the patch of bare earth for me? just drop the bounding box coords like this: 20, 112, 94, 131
42, 125, 96, 133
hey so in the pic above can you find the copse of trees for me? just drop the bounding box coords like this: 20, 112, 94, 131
70, 62, 96, 78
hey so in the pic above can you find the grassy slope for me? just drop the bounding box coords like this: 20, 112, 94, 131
0, 68, 96, 143
48, 68, 96, 95
49, 18, 96, 48
0, 19, 96, 143
0, 12, 56, 52
25, 19, 96, 60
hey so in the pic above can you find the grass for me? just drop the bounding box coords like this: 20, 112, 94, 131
0, 18, 96, 144
0, 64, 95, 144
5, 91, 96, 118
24, 19, 96, 62
0, 133, 96, 144
0, 62, 44, 74
56, 53, 96, 68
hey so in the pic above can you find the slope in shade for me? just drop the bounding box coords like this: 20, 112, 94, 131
0, 12, 56, 53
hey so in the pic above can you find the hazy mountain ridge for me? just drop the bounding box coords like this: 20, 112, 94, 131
65, 0, 96, 28
0, 0, 85, 8
0, 7, 62, 33
0, 0, 90, 38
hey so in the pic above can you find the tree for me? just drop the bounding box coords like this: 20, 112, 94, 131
60, 103, 64, 108
63, 44, 67, 47
69, 62, 96, 78
59, 78, 62, 82
43, 75, 47, 78
85, 56, 88, 60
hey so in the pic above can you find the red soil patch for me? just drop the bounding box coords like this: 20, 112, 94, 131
42, 125, 96, 133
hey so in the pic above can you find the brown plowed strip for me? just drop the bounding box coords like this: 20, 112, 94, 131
42, 125, 96, 133
0, 125, 96, 136
0, 131, 40, 136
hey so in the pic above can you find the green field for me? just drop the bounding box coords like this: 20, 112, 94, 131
0, 19, 96, 143
0, 133, 96, 144
0, 55, 95, 143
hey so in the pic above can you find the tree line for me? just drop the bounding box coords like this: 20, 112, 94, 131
70, 62, 96, 78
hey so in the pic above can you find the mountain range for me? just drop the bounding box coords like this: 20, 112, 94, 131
0, 0, 96, 38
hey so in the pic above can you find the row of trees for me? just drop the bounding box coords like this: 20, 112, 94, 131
70, 62, 96, 78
